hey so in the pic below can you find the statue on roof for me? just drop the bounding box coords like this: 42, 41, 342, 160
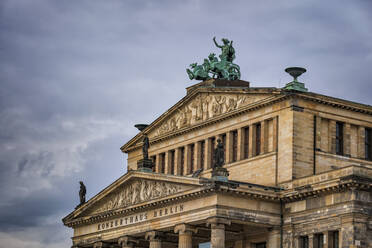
142, 134, 150, 160
213, 37, 236, 62
79, 181, 86, 205
186, 37, 241, 81
213, 139, 225, 168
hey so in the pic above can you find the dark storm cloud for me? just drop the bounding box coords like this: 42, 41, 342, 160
1, 0, 372, 247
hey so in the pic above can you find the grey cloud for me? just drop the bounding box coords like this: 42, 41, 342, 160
0, 0, 371, 247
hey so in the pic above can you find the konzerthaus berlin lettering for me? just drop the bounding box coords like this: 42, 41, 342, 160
63, 40, 372, 248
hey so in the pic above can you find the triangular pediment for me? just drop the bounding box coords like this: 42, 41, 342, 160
122, 80, 280, 152
86, 178, 192, 215
63, 171, 201, 223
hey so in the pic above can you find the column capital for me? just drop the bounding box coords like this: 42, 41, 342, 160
145, 231, 164, 241
93, 241, 110, 248
118, 236, 138, 248
206, 217, 231, 229
174, 224, 198, 235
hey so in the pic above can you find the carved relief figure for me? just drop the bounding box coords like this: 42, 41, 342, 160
155, 94, 248, 137
93, 180, 183, 213
212, 95, 226, 116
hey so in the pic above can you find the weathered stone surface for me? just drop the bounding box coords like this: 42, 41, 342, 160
64, 80, 372, 248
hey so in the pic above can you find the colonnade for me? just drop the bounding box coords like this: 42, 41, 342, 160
81, 218, 232, 248
152, 117, 277, 176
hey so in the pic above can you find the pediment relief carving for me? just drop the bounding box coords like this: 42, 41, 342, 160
153, 93, 267, 137
87, 179, 191, 215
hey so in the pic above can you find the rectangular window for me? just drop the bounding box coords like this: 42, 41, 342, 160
244, 126, 249, 159
169, 150, 175, 174
256, 123, 261, 156
151, 155, 156, 172
331, 231, 339, 248
365, 128, 372, 160
336, 122, 344, 155
299, 236, 309, 248
160, 153, 165, 173
180, 147, 185, 175
200, 140, 205, 169
255, 243, 266, 248
232, 130, 238, 162
210, 137, 216, 168
190, 144, 195, 174
315, 233, 324, 248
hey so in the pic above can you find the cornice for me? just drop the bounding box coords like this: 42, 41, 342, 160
280, 175, 372, 203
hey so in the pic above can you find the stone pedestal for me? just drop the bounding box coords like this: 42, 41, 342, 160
118, 236, 138, 248
211, 167, 229, 182
174, 224, 197, 248
207, 218, 231, 248
137, 158, 154, 172
145, 231, 163, 248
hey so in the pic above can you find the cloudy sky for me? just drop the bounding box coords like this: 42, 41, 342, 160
1, 0, 372, 247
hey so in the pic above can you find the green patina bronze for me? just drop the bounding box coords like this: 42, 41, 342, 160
186, 37, 241, 81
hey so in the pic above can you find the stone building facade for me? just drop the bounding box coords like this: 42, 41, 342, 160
63, 79, 372, 248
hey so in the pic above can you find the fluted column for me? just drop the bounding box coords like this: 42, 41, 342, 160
174, 224, 197, 248
118, 236, 138, 248
207, 218, 231, 248
145, 231, 163, 248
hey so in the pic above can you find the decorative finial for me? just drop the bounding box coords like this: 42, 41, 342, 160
134, 124, 148, 132
283, 67, 308, 92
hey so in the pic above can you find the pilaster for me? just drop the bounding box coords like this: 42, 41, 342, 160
248, 125, 254, 158
226, 131, 233, 163
262, 120, 268, 154
205, 138, 212, 170
155, 154, 161, 173
357, 126, 365, 159
237, 127, 244, 160
195, 141, 202, 171
308, 234, 314, 248
272, 117, 278, 152
267, 228, 280, 248
164, 151, 170, 174
315, 116, 321, 151
185, 145, 191, 175
175, 147, 181, 175
344, 123, 351, 156
329, 120, 336, 154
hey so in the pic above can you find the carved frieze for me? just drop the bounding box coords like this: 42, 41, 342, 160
90, 180, 185, 214
155, 93, 253, 136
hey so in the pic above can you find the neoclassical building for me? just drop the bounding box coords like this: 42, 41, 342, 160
63, 77, 372, 248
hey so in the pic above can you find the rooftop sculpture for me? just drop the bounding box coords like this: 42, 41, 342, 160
186, 37, 241, 81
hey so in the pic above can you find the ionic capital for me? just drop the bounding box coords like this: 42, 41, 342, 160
118, 236, 138, 248
206, 217, 231, 229
93, 241, 110, 248
145, 231, 164, 241
174, 224, 198, 235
